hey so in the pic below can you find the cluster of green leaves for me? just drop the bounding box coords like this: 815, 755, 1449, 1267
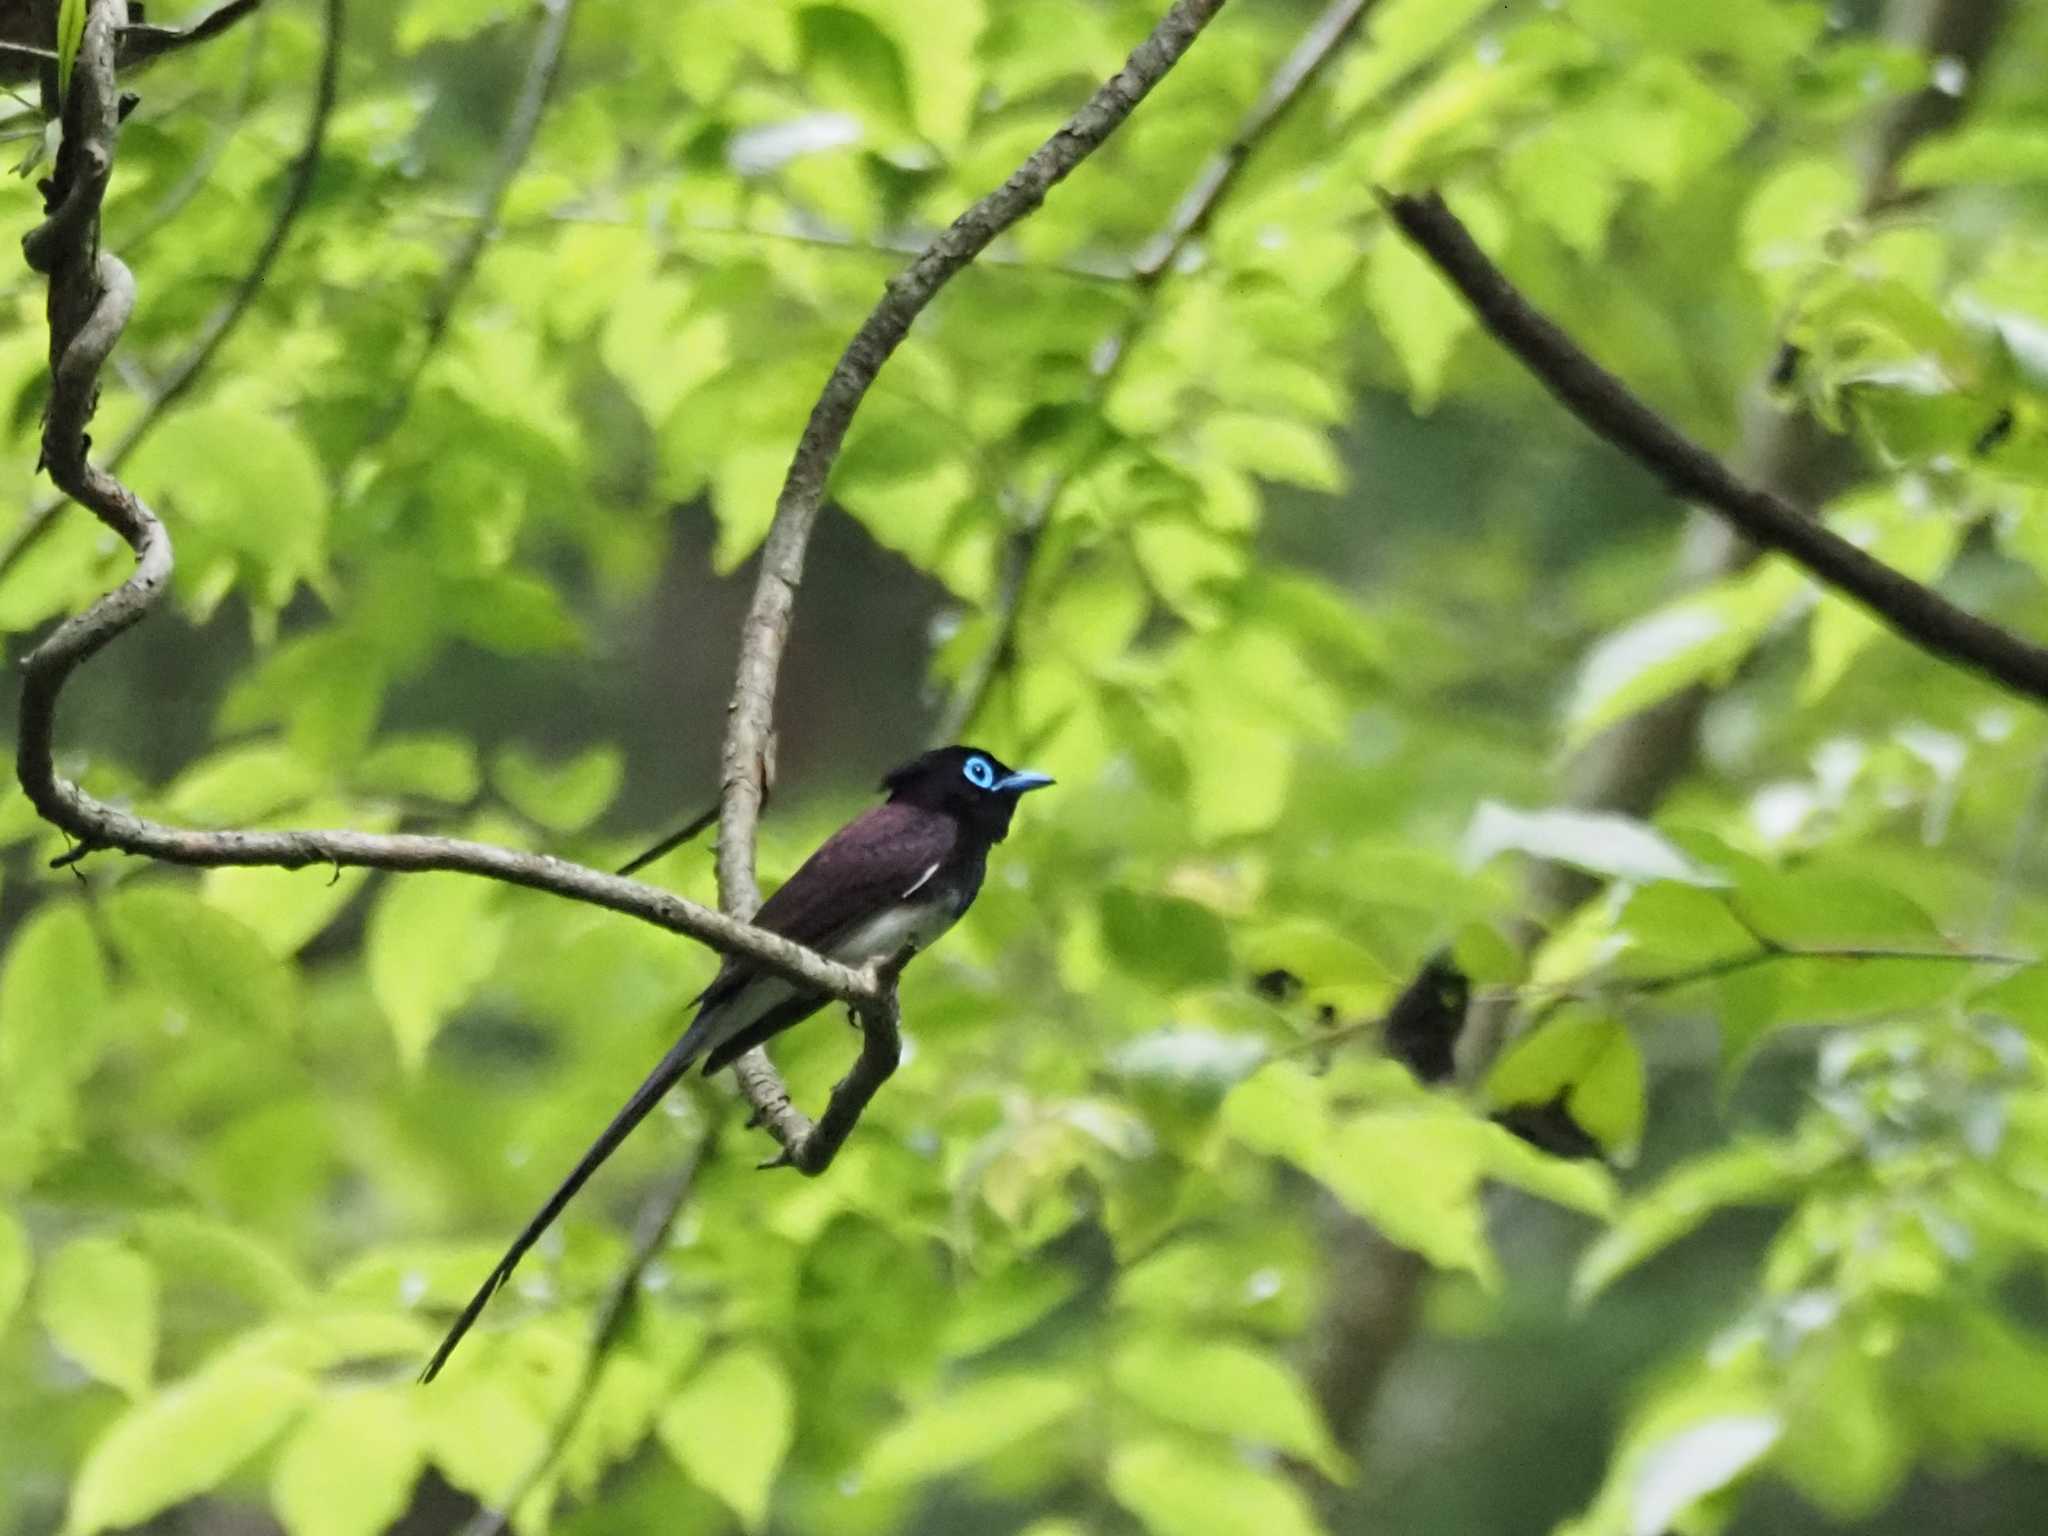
2, 0, 2048, 1534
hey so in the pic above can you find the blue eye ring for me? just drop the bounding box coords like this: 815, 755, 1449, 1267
963, 755, 995, 789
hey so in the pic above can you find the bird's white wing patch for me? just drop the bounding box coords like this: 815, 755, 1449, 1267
900, 861, 942, 899
833, 898, 957, 968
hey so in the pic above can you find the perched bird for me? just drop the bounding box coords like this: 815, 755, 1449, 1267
421, 744, 1053, 1380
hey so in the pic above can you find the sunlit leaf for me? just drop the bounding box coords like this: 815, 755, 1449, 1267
66, 1362, 311, 1534
658, 1345, 794, 1529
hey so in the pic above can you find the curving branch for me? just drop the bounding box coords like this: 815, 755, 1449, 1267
1382, 190, 2048, 710
15, 5, 891, 1138
0, 0, 336, 585
710, 0, 1230, 1131
934, 0, 1382, 744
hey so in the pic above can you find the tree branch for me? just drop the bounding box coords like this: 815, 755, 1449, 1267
934, 0, 1377, 743
14, 7, 882, 1042
0, 0, 336, 584
1381, 189, 2048, 710
710, 0, 1230, 1134
454, 1122, 718, 1536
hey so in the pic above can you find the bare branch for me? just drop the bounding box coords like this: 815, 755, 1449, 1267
710, 0, 1230, 1142
453, 1123, 718, 1536
13, 2, 881, 1020
935, 0, 1381, 743
117, 0, 265, 72
716, 0, 1229, 916
1382, 190, 2048, 710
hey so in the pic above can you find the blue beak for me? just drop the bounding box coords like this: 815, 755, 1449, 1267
995, 769, 1055, 794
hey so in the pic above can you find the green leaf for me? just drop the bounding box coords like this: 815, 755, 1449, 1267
1486, 1007, 1645, 1158
57, 0, 85, 100
367, 873, 506, 1070
271, 1390, 425, 1536
444, 573, 583, 654
492, 742, 624, 833
1100, 889, 1233, 991
0, 1206, 30, 1332
1365, 193, 1506, 410
1320, 1112, 1496, 1282
658, 1345, 794, 1529
0, 899, 109, 1097
132, 1212, 309, 1313
39, 1236, 158, 1397
200, 863, 371, 960
1567, 563, 1801, 745
1803, 491, 1964, 700
1109, 1434, 1324, 1536
1574, 1139, 1825, 1302
66, 1362, 313, 1535
1901, 126, 2048, 189
858, 1371, 1083, 1490
1112, 1332, 1350, 1480
1202, 414, 1344, 493
104, 886, 300, 1037
1729, 865, 1941, 949
1463, 802, 1724, 888
352, 735, 480, 804
162, 743, 322, 825
123, 408, 329, 616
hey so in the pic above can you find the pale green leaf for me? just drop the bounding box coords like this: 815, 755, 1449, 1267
272, 1390, 425, 1536
1365, 193, 1506, 410
1109, 1434, 1324, 1536
658, 1345, 794, 1529
57, 0, 85, 99
858, 1371, 1082, 1490
493, 743, 624, 833
367, 873, 506, 1070
1486, 1008, 1645, 1158
1567, 563, 1801, 745
200, 864, 371, 960
39, 1236, 158, 1397
0, 899, 109, 1097
105, 886, 300, 1037
67, 1362, 311, 1534
1113, 1332, 1350, 1480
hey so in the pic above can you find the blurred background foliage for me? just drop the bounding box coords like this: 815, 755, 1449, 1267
2, 0, 2048, 1532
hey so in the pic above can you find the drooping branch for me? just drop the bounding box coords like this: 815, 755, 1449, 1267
14, 1, 890, 1076
1382, 190, 2048, 710
710, 0, 1230, 1140
934, 0, 1383, 744
714, 0, 1230, 919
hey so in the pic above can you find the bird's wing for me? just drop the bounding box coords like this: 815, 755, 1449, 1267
696, 801, 958, 1011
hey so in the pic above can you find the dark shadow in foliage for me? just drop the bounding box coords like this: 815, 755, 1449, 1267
1381, 950, 1469, 1085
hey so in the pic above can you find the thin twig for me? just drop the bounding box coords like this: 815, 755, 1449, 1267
453, 1122, 719, 1536
1296, 942, 2031, 1059
711, 0, 1231, 1147
934, 0, 1380, 743
357, 0, 578, 453
12, 4, 880, 1016
1382, 190, 2048, 710
117, 0, 266, 71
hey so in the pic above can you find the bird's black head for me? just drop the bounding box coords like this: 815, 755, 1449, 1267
881, 745, 1054, 841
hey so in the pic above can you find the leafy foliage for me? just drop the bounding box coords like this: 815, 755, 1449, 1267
2, 1, 2048, 1535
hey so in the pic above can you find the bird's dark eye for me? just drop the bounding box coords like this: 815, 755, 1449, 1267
963, 755, 995, 789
